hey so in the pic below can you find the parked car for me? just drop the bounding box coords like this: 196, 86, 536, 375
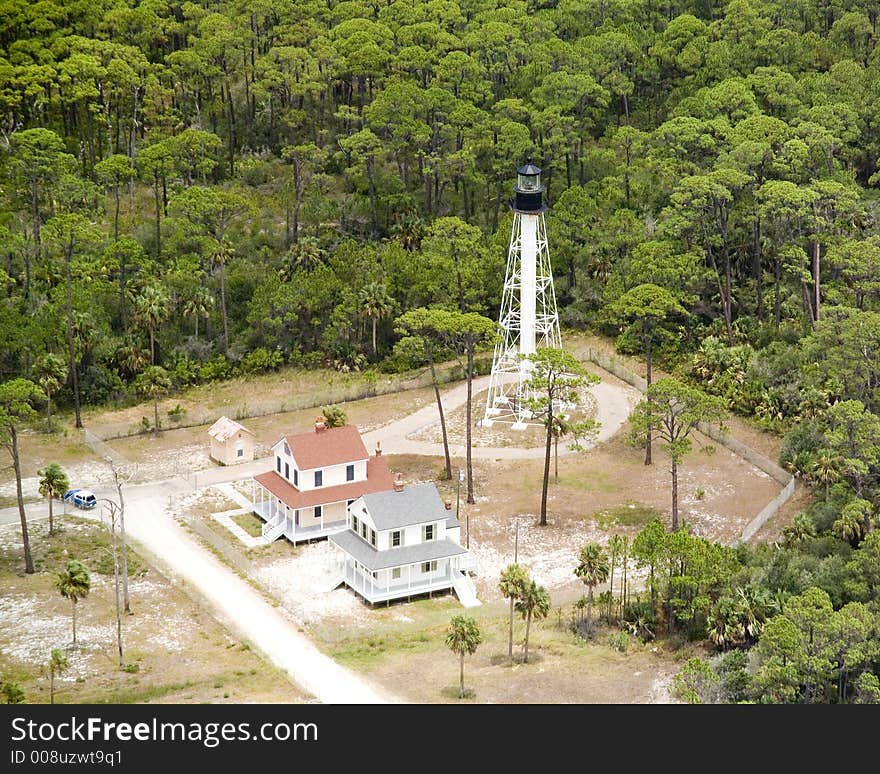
63, 489, 97, 510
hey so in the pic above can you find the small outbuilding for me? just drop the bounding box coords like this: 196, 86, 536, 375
208, 416, 256, 465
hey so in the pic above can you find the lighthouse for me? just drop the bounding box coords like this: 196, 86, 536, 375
483, 160, 562, 428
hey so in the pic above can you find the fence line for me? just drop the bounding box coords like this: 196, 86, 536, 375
585, 346, 796, 543
91, 355, 493, 442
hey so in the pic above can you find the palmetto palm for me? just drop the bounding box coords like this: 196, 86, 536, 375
287, 235, 324, 274
359, 281, 394, 355
391, 215, 425, 252
574, 542, 610, 631
133, 283, 171, 365
515, 580, 551, 663
182, 287, 214, 339
34, 353, 67, 431
498, 563, 528, 662
38, 463, 68, 535
833, 499, 869, 546
55, 560, 91, 645
812, 451, 843, 503
735, 585, 774, 644
445, 615, 482, 699
706, 596, 745, 650
782, 512, 816, 548
549, 414, 572, 482
116, 341, 150, 379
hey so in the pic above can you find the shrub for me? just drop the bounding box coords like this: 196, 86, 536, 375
241, 347, 283, 374
607, 630, 630, 653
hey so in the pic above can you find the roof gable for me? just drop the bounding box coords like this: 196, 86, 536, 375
362, 482, 450, 531
208, 416, 254, 441
283, 425, 369, 470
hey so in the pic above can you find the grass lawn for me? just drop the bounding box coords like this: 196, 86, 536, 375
0, 515, 307, 704
312, 594, 681, 703
232, 512, 264, 538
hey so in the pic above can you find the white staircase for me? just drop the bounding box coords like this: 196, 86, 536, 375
452, 570, 481, 608
261, 517, 286, 542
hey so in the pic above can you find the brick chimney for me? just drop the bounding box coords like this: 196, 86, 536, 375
314, 415, 326, 432
444, 500, 452, 510
375, 440, 382, 456
393, 472, 404, 492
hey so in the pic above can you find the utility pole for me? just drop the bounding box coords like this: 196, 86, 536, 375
99, 499, 125, 669
514, 518, 519, 563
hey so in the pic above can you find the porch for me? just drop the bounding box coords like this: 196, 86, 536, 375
337, 556, 457, 605
251, 480, 347, 543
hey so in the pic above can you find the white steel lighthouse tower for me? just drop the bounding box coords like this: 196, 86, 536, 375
483, 160, 561, 428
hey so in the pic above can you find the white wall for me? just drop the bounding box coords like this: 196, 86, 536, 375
271, 439, 367, 490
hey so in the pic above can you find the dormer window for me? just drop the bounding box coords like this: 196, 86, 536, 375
346, 464, 354, 482
314, 470, 322, 487
422, 524, 435, 542
293, 469, 299, 487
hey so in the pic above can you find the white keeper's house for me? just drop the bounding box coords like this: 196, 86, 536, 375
251, 419, 394, 543
330, 480, 480, 608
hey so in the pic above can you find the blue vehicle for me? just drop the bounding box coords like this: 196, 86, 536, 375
63, 489, 97, 510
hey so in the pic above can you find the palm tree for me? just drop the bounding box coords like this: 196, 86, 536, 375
116, 340, 150, 379
132, 283, 171, 365
782, 513, 816, 548
34, 353, 67, 432
46, 648, 68, 704
38, 463, 68, 535
359, 281, 394, 355
515, 579, 551, 664
706, 596, 744, 650
812, 451, 843, 503
134, 366, 172, 435
182, 286, 214, 340
834, 499, 869, 546
574, 542, 610, 632
498, 563, 528, 663
290, 235, 324, 272
55, 560, 91, 645
549, 415, 572, 482
735, 585, 774, 645
445, 615, 482, 699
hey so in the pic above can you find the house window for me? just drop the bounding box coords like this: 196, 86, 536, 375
293, 469, 299, 487
391, 530, 402, 547
276, 456, 281, 473
346, 464, 355, 481
352, 515, 359, 532
284, 462, 290, 480
421, 561, 437, 574
392, 568, 401, 580
371, 571, 378, 579
315, 470, 323, 487
422, 524, 435, 542
283, 441, 291, 456
361, 523, 368, 540
236, 446, 244, 458
314, 505, 322, 520
370, 529, 377, 547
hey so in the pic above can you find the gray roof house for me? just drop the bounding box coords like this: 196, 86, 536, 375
329, 481, 479, 607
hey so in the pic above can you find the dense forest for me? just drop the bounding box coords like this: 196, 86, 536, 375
3, 0, 880, 702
